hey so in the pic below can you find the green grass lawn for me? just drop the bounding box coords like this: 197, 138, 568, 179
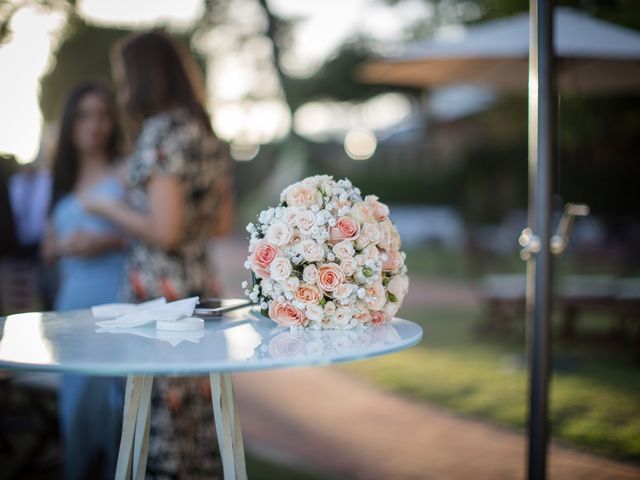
342, 307, 640, 461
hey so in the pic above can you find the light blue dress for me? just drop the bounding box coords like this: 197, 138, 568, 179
52, 174, 126, 480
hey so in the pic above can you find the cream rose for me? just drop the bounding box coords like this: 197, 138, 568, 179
382, 249, 403, 273
302, 264, 319, 283
362, 223, 381, 245
285, 183, 322, 208
332, 240, 355, 260
333, 283, 354, 300
295, 210, 316, 234
324, 301, 336, 316
329, 216, 360, 244
365, 282, 386, 310
340, 257, 357, 276
317, 263, 345, 293
268, 300, 307, 328
298, 239, 324, 263
349, 202, 375, 224
283, 276, 301, 293
333, 306, 353, 326
363, 244, 380, 262
266, 221, 292, 246
387, 274, 409, 301
270, 257, 293, 282
294, 283, 323, 305
305, 304, 324, 322
383, 301, 400, 321
250, 240, 278, 278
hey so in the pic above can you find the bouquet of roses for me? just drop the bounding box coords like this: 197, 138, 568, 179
243, 175, 408, 329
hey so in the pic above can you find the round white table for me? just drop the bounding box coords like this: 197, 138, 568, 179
0, 307, 423, 479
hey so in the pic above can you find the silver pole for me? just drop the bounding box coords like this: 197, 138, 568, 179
526, 0, 555, 479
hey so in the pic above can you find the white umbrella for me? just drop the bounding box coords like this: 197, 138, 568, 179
359, 7, 640, 92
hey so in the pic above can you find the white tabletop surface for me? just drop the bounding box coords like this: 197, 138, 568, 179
0, 308, 423, 376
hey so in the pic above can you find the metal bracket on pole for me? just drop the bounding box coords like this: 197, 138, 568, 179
519, 203, 590, 260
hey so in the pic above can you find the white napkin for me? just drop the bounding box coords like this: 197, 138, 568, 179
91, 297, 167, 319
96, 326, 204, 347
95, 297, 200, 329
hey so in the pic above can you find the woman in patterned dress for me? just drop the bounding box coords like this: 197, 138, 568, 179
84, 31, 230, 478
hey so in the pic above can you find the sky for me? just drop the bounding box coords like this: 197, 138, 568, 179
0, 0, 430, 163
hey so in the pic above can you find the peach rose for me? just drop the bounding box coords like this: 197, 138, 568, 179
294, 283, 324, 305
382, 249, 403, 273
330, 216, 360, 244
317, 263, 345, 293
251, 240, 278, 278
353, 303, 372, 324
365, 195, 390, 221
371, 311, 386, 326
268, 300, 307, 328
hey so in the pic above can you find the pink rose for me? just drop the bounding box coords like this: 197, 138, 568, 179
251, 240, 278, 278
268, 300, 307, 327
382, 249, 403, 273
294, 283, 324, 305
317, 263, 345, 293
330, 216, 360, 244
371, 311, 386, 326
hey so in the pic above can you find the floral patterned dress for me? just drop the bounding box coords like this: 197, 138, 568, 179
124, 108, 228, 479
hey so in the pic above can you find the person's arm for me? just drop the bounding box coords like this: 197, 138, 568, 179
60, 231, 127, 258
83, 175, 185, 252
41, 221, 60, 264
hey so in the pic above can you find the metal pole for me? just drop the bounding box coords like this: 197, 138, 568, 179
526, 1, 555, 479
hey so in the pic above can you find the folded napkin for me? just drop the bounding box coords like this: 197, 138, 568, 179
96, 326, 205, 347
95, 297, 200, 329
92, 297, 167, 319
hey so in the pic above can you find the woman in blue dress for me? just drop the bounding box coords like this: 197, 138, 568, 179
42, 82, 126, 480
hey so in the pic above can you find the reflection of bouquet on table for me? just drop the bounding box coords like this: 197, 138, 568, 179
244, 175, 409, 329
253, 324, 403, 360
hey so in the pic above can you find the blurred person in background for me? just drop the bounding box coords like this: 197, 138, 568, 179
42, 82, 127, 480
84, 31, 232, 478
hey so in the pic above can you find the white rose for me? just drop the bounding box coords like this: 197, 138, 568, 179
387, 274, 409, 301
284, 183, 323, 208
362, 223, 381, 244
298, 239, 324, 263
324, 301, 337, 316
355, 254, 366, 266
266, 221, 292, 246
295, 210, 316, 234
340, 257, 357, 276
333, 307, 353, 326
333, 283, 354, 300
306, 304, 324, 322
332, 240, 355, 260
283, 207, 299, 225
303, 264, 319, 283
363, 244, 380, 262
384, 300, 400, 320
270, 257, 292, 282
283, 276, 301, 293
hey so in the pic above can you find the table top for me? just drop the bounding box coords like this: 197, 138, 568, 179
0, 308, 422, 376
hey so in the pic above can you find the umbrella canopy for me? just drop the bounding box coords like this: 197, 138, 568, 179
359, 8, 640, 92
